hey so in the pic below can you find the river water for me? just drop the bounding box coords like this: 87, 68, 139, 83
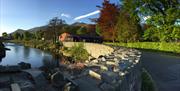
1, 43, 59, 68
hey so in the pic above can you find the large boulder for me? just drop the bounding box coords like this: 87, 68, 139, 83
18, 62, 31, 69
51, 71, 67, 87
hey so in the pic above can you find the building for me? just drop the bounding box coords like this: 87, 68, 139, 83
59, 32, 72, 42
59, 32, 103, 43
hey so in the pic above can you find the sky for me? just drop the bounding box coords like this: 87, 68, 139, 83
0, 0, 119, 36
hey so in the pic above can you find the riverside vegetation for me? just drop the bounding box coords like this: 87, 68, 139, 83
8, 40, 89, 63
8, 40, 63, 56
66, 43, 89, 62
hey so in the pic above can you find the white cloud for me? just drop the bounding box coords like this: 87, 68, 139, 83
61, 13, 71, 18
74, 10, 100, 21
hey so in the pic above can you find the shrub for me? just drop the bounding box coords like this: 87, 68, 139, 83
69, 43, 89, 62
141, 69, 156, 91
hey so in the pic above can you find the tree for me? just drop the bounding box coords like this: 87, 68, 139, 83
2, 32, 8, 38
96, 24, 101, 36
86, 24, 97, 36
48, 17, 66, 44
116, 10, 142, 42
35, 30, 44, 40
171, 26, 180, 42
97, 0, 119, 42
12, 32, 21, 40
76, 27, 87, 35
143, 26, 159, 41
23, 31, 32, 40
120, 0, 180, 42
61, 25, 81, 35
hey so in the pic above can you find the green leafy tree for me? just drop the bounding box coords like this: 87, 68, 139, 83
76, 27, 87, 35
62, 25, 81, 34
95, 24, 101, 36
2, 32, 8, 38
171, 26, 180, 42
23, 31, 32, 40
13, 32, 21, 40
120, 0, 180, 42
116, 10, 142, 42
143, 27, 159, 41
35, 30, 44, 40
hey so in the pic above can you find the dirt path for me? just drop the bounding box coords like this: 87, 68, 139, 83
141, 51, 180, 91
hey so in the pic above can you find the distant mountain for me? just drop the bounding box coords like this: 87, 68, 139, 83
71, 22, 88, 27
28, 26, 48, 33
10, 29, 26, 35
10, 22, 91, 35
10, 25, 48, 35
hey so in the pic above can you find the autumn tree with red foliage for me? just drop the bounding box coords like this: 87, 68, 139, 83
97, 0, 119, 42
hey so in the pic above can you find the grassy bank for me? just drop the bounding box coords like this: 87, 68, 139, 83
105, 42, 180, 54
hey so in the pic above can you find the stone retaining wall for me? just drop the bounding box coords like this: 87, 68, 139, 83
64, 42, 143, 91
116, 60, 141, 91
95, 47, 142, 91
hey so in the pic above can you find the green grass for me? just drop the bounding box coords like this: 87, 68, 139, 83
105, 42, 180, 53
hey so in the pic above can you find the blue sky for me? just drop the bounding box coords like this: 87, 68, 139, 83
0, 0, 119, 36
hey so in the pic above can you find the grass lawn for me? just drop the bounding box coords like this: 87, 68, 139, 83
105, 42, 180, 54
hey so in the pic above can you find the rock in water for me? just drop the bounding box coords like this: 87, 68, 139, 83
18, 62, 31, 69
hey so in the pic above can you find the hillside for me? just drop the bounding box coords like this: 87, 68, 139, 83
28, 26, 48, 33
10, 26, 48, 35
10, 22, 98, 37
71, 22, 87, 27
10, 29, 26, 35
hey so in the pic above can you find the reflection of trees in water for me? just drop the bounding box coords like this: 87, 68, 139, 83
23, 46, 30, 59
14, 45, 20, 54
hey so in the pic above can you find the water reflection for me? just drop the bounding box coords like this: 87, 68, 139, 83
1, 43, 60, 68
39, 55, 60, 73
23, 46, 30, 59
14, 44, 20, 54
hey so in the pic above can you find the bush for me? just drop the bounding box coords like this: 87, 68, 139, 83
141, 69, 156, 91
69, 43, 89, 62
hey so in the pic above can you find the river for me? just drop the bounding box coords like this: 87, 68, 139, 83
1, 43, 59, 68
